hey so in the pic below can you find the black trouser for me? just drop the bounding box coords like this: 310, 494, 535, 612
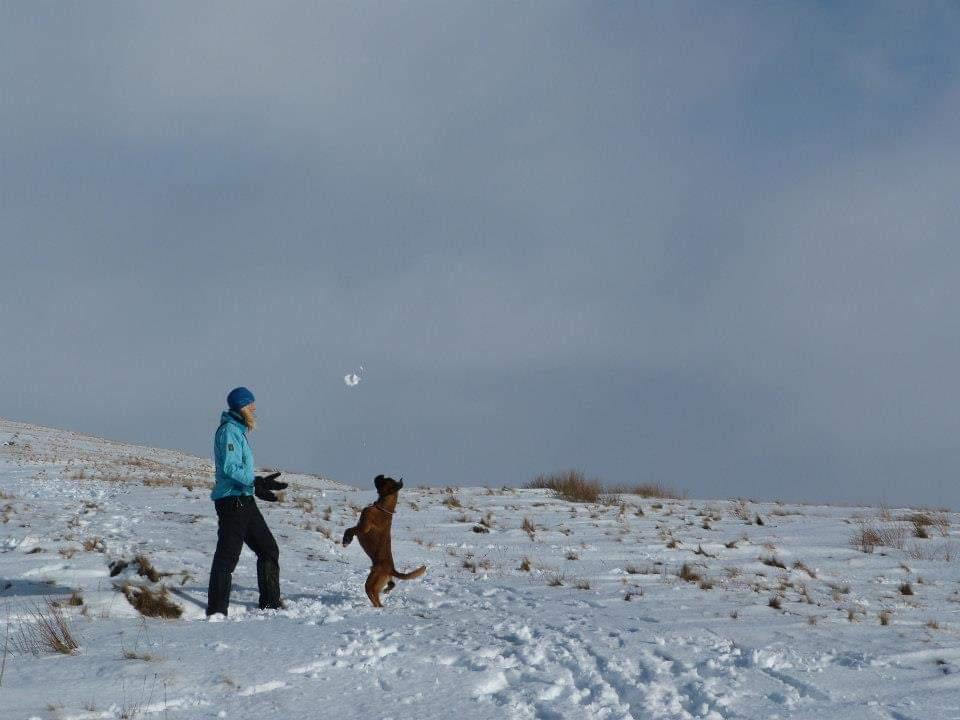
206, 495, 281, 615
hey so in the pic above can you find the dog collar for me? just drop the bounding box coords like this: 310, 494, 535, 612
370, 503, 395, 516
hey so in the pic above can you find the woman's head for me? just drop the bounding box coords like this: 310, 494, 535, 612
227, 387, 257, 431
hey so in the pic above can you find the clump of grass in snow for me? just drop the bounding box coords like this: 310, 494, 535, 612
120, 583, 183, 619
133, 554, 166, 583
678, 563, 703, 583
11, 599, 79, 656
526, 470, 603, 503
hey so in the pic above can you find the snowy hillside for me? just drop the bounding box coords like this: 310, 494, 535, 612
1, 418, 959, 720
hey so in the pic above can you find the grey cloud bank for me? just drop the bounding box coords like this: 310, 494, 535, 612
2, 3, 959, 507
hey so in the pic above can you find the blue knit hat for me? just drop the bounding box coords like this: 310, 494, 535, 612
227, 387, 255, 410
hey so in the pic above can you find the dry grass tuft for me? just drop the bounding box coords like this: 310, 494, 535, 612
879, 610, 892, 626
518, 557, 532, 572
527, 470, 603, 503
120, 583, 183, 619
678, 563, 703, 583
11, 599, 80, 656
792, 560, 817, 578
82, 537, 105, 553
903, 511, 950, 537
760, 555, 786, 569
442, 495, 463, 509
133, 554, 165, 583
768, 596, 782, 610
899, 582, 914, 596
611, 482, 681, 499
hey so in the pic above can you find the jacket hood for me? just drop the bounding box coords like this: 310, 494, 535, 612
220, 410, 247, 432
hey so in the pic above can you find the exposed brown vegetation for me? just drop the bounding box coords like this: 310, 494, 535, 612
527, 470, 603, 503
120, 583, 183, 619
678, 563, 703, 583
792, 560, 817, 578
11, 599, 79, 655
133, 554, 167, 583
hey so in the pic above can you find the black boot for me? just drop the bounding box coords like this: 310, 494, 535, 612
206, 562, 233, 616
257, 557, 283, 610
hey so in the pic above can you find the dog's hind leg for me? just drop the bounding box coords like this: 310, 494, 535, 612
364, 570, 386, 608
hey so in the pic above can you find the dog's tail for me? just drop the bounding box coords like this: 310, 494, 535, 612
391, 565, 426, 580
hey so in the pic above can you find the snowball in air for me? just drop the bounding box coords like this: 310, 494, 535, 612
344, 373, 361, 387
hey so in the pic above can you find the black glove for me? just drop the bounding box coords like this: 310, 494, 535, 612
254, 472, 287, 502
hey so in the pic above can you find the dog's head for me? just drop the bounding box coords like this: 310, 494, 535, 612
373, 474, 404, 497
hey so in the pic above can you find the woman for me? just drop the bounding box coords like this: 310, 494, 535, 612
206, 386, 288, 617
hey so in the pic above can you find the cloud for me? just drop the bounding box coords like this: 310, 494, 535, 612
1, 3, 959, 506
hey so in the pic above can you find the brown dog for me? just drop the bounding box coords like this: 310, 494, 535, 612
342, 475, 426, 607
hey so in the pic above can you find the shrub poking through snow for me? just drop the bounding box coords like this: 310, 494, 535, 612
521, 517, 536, 538
768, 596, 782, 610
442, 495, 462, 509
879, 610, 892, 626
518, 557, 532, 572
526, 470, 603, 503
120, 583, 183, 619
760, 555, 786, 569
11, 599, 79, 656
678, 563, 702, 583
903, 511, 950, 538
133, 554, 165, 583
899, 582, 914, 596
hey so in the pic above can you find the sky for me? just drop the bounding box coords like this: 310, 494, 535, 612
2, 2, 959, 507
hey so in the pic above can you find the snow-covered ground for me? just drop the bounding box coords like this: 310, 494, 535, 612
1, 418, 958, 720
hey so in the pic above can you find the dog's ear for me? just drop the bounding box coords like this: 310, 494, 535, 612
374, 474, 386, 492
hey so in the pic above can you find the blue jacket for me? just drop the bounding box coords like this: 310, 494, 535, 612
211, 411, 255, 500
